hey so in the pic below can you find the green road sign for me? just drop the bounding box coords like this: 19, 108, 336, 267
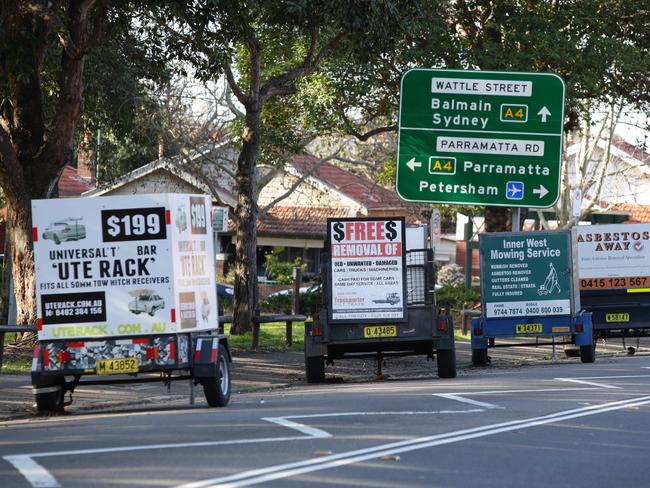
479, 230, 578, 319
396, 69, 565, 207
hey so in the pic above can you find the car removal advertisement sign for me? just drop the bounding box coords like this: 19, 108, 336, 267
575, 223, 650, 290
327, 217, 408, 322
479, 230, 578, 319
32, 194, 218, 340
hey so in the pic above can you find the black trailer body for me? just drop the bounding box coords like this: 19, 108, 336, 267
304, 218, 456, 381
581, 289, 650, 339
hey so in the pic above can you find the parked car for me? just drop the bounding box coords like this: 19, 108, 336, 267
42, 219, 86, 244
267, 284, 321, 298
128, 294, 165, 316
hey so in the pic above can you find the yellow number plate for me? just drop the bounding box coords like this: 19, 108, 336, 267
364, 326, 397, 338
516, 323, 543, 334
606, 313, 630, 322
96, 357, 139, 375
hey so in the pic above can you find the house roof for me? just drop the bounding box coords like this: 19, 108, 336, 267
84, 140, 238, 207
254, 205, 354, 238
58, 165, 95, 197
613, 203, 650, 223
290, 154, 406, 211
612, 137, 650, 165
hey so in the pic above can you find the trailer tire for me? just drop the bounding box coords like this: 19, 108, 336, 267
305, 355, 325, 383
202, 344, 231, 407
472, 348, 489, 367
35, 380, 65, 414
436, 349, 456, 378
580, 344, 596, 363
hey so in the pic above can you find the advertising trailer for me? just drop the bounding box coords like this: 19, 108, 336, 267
576, 223, 650, 344
304, 217, 456, 382
30, 194, 231, 412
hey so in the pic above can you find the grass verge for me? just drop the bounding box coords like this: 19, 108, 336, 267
225, 322, 305, 352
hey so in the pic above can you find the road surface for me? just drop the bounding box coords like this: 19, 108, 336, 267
2, 356, 650, 487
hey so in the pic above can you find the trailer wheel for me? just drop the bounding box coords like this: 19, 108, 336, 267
472, 348, 489, 367
202, 344, 231, 407
436, 349, 456, 378
305, 355, 325, 383
35, 380, 65, 414
580, 344, 596, 363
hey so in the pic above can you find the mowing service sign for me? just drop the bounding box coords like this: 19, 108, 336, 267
480, 230, 577, 319
327, 217, 407, 322
397, 69, 565, 207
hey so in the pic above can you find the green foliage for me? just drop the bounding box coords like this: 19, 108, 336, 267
438, 264, 465, 287
436, 285, 480, 312
263, 251, 306, 284
261, 288, 322, 315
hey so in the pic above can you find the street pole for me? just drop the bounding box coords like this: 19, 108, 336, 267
512, 208, 521, 232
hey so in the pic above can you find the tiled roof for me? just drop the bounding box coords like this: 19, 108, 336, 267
612, 137, 650, 164
254, 206, 355, 237
613, 203, 650, 223
58, 165, 95, 197
290, 154, 406, 211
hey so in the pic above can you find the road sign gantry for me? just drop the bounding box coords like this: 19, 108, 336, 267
396, 69, 565, 208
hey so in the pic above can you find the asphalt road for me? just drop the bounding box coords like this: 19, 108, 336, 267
2, 356, 650, 488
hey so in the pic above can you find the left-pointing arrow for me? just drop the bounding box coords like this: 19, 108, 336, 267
406, 157, 422, 171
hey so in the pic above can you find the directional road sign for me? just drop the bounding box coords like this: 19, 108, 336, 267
396, 69, 565, 207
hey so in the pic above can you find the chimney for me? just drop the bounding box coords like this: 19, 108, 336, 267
77, 129, 96, 184
158, 137, 165, 159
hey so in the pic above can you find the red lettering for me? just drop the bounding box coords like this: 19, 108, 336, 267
354, 222, 366, 240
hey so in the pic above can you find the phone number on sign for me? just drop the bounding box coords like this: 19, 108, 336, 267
580, 276, 650, 290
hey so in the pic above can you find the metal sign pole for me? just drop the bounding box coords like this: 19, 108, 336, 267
512, 207, 521, 232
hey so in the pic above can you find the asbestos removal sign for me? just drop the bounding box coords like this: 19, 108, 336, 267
327, 217, 408, 322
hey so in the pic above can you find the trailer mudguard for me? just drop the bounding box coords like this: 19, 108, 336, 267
573, 311, 594, 346
192, 335, 229, 378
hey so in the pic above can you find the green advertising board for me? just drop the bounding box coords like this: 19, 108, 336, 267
480, 230, 578, 319
396, 69, 565, 207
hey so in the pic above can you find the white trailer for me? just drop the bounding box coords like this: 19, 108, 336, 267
31, 194, 231, 412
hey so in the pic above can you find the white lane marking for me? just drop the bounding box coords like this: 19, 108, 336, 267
262, 418, 331, 438
176, 395, 650, 488
555, 378, 621, 389
3, 456, 60, 488
4, 409, 480, 488
2, 436, 308, 488
434, 394, 502, 409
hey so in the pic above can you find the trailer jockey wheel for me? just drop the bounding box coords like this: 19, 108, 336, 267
202, 344, 231, 407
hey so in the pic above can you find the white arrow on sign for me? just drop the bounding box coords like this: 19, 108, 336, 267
533, 185, 549, 198
537, 106, 551, 122
406, 157, 422, 171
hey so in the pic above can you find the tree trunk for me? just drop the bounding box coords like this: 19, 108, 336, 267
484, 206, 511, 232
8, 200, 37, 326
230, 112, 260, 337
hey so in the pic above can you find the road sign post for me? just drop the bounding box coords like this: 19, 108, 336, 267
396, 69, 565, 208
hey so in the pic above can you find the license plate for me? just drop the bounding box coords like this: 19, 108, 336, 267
96, 357, 138, 375
515, 323, 542, 334
606, 313, 630, 322
364, 325, 397, 338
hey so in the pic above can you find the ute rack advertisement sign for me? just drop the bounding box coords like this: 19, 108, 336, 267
32, 194, 218, 340
327, 217, 407, 322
